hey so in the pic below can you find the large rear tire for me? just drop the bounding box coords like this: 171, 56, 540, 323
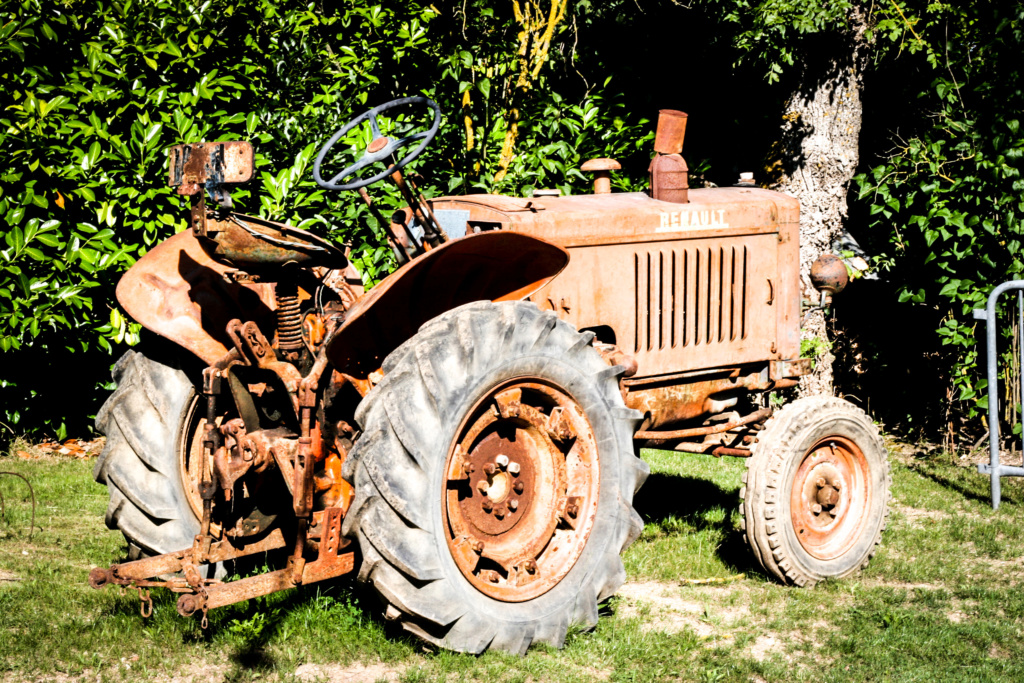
342, 301, 649, 654
94, 349, 204, 558
741, 396, 890, 587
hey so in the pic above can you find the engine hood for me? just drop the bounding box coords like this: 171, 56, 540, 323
429, 188, 799, 247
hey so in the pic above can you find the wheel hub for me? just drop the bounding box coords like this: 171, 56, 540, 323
443, 380, 599, 602
460, 430, 538, 535
790, 437, 871, 561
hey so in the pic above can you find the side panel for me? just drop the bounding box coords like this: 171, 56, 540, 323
530, 233, 780, 376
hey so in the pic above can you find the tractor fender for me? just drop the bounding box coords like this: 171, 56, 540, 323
116, 229, 276, 365
326, 231, 569, 374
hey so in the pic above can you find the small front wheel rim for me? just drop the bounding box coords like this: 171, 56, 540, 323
443, 379, 600, 602
789, 436, 871, 561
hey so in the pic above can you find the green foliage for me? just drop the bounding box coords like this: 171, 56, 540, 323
854, 3, 1024, 428
716, 0, 855, 82
0, 0, 652, 442
800, 334, 832, 368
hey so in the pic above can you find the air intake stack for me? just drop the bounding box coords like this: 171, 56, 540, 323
648, 109, 689, 204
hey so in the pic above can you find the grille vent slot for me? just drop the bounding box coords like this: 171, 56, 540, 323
634, 245, 748, 353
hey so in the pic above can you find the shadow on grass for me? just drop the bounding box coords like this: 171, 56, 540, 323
633, 471, 765, 578
908, 458, 1023, 508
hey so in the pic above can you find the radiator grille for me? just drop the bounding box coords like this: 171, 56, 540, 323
634, 245, 749, 353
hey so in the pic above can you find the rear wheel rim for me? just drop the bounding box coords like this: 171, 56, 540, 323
179, 395, 206, 522
443, 378, 600, 602
789, 436, 871, 561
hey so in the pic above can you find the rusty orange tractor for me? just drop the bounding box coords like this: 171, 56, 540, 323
89, 97, 889, 654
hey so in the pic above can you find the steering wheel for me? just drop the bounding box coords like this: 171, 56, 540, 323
312, 96, 441, 191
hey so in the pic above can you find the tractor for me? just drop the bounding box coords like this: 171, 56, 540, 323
88, 97, 889, 654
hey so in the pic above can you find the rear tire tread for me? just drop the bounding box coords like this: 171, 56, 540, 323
343, 301, 649, 654
94, 349, 200, 556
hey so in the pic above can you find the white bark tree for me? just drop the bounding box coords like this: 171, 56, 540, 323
761, 7, 870, 395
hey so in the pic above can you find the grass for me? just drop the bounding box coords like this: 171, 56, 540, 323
2, 440, 1024, 682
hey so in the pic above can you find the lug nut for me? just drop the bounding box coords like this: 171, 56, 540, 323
513, 481, 525, 494
566, 502, 579, 518
476, 479, 489, 494
811, 503, 822, 514
486, 570, 500, 583
508, 499, 518, 511
816, 477, 826, 488
495, 454, 509, 468
494, 505, 507, 519
463, 462, 475, 474
829, 508, 837, 517
508, 461, 521, 475
524, 560, 537, 574
482, 499, 493, 512
832, 479, 841, 490
483, 463, 497, 475
472, 540, 484, 553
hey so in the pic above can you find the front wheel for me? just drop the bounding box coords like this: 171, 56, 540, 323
741, 396, 890, 587
342, 301, 649, 654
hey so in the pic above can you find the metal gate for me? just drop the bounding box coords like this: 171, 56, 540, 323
974, 280, 1024, 509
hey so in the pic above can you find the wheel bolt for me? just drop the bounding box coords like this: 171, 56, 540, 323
508, 461, 521, 475
476, 479, 489, 494
832, 479, 841, 490
829, 508, 837, 517
566, 502, 579, 518
483, 463, 497, 475
811, 503, 822, 514
483, 570, 500, 583
524, 560, 537, 574
816, 477, 826, 488
482, 499, 493, 512
472, 540, 484, 553
494, 505, 507, 519
514, 481, 525, 494
463, 462, 476, 475
495, 454, 509, 468
508, 499, 518, 511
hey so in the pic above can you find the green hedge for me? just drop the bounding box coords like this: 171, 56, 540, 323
0, 0, 653, 442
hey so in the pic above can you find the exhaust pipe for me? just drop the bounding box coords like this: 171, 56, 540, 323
649, 109, 689, 204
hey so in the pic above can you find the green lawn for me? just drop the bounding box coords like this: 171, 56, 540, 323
2, 441, 1023, 682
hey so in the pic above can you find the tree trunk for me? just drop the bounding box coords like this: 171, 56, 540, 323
767, 9, 869, 396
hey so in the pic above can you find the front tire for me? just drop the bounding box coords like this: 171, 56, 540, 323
741, 396, 890, 587
342, 301, 649, 654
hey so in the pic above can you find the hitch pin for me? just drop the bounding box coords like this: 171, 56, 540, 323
137, 586, 153, 618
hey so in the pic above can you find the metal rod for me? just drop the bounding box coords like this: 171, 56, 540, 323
977, 281, 1024, 509
671, 442, 752, 457
634, 408, 771, 440
1018, 290, 1022, 465
357, 187, 409, 265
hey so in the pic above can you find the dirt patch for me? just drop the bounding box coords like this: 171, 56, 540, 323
748, 635, 787, 663
152, 660, 231, 683
293, 661, 406, 683
869, 580, 944, 591
894, 504, 950, 525
0, 569, 21, 584
989, 643, 1010, 659
616, 580, 750, 638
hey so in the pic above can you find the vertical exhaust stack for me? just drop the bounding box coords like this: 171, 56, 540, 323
649, 109, 689, 204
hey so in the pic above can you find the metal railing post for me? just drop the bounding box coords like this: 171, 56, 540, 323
974, 280, 1024, 509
